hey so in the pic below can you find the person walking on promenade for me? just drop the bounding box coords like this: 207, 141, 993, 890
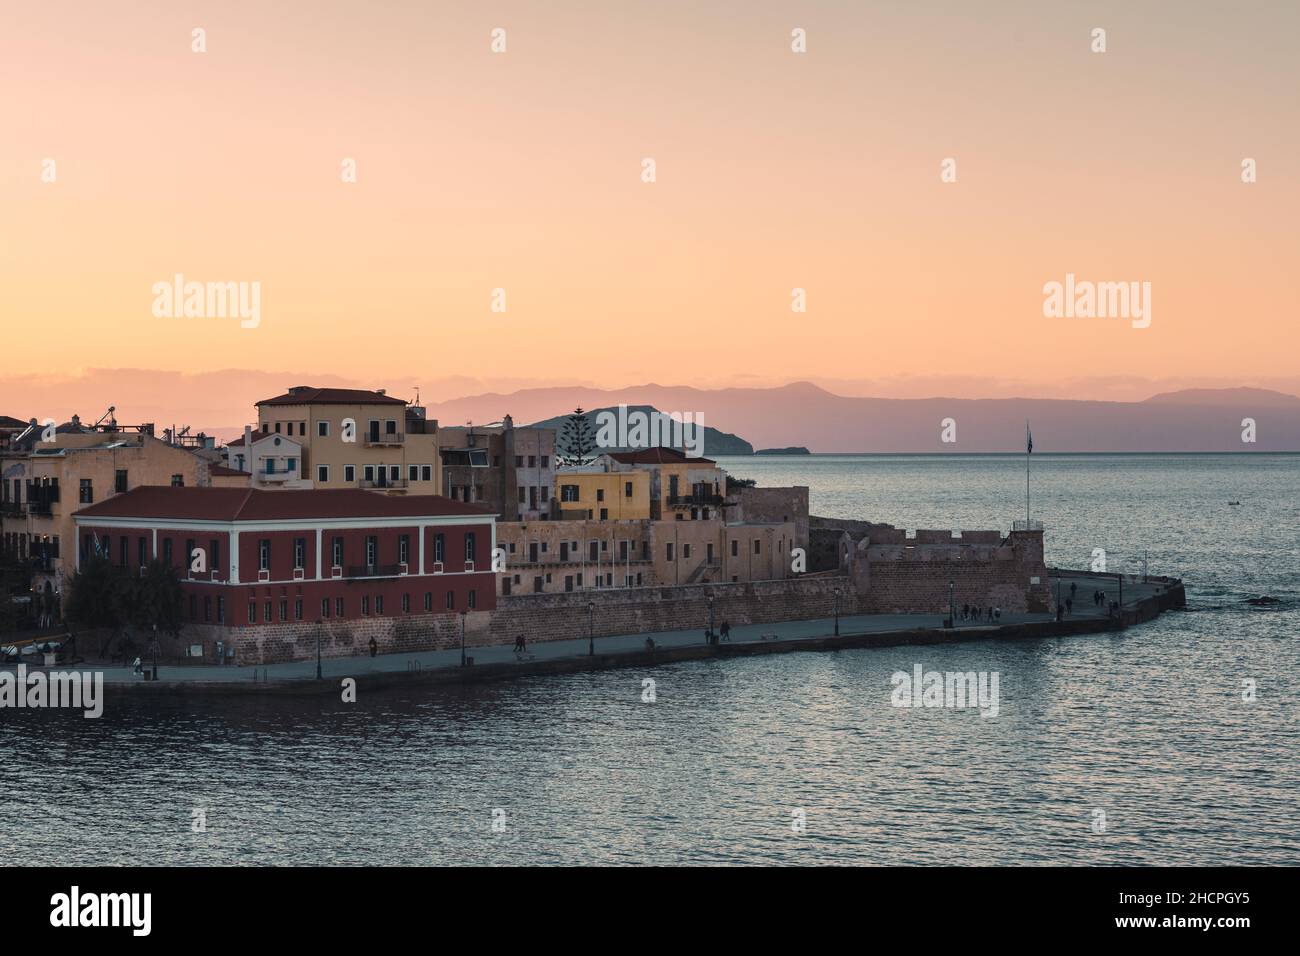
368, 637, 378, 658
1065, 598, 1073, 615
720, 620, 731, 642
961, 604, 969, 621
1070, 581, 1077, 601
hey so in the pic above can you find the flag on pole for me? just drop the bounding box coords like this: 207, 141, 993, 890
1026, 422, 1033, 454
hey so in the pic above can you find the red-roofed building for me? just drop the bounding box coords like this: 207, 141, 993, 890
73, 486, 497, 663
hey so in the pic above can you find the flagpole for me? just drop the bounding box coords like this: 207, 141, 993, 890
1025, 421, 1031, 526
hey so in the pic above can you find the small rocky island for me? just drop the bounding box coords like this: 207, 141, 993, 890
754, 446, 811, 455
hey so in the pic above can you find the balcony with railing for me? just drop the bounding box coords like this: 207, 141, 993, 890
364, 432, 405, 447
346, 563, 404, 578
0, 501, 24, 517
361, 478, 408, 490
667, 493, 724, 508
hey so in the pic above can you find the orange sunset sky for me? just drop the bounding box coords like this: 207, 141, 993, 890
2, 1, 1298, 426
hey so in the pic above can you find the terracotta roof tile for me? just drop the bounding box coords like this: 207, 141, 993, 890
256, 387, 406, 407
74, 487, 493, 522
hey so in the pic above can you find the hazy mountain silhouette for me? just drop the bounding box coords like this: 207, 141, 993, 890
427, 383, 1300, 453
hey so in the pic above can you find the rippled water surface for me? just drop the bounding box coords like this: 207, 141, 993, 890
3, 454, 1297, 864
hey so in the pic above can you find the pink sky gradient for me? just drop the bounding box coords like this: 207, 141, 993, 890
2, 1, 1296, 411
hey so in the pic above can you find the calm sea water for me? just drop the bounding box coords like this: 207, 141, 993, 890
3, 454, 1297, 865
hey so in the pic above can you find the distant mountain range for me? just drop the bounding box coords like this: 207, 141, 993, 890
427, 384, 1300, 453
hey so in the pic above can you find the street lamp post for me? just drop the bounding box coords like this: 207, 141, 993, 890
948, 580, 955, 629
315, 618, 323, 680
460, 609, 467, 666
834, 587, 841, 636
588, 600, 595, 656
708, 593, 714, 644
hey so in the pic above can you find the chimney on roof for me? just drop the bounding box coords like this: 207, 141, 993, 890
503, 414, 514, 430
288, 385, 311, 395
377, 388, 386, 396
70, 414, 80, 429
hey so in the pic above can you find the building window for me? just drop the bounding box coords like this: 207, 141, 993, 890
401, 593, 410, 613
332, 536, 343, 567
464, 533, 476, 562
385, 419, 397, 435
389, 465, 400, 482
335, 597, 344, 617
294, 598, 303, 621
528, 456, 536, 468
409, 464, 418, 481
248, 600, 256, 623
424, 592, 432, 611
399, 534, 410, 565
318, 420, 329, 437
287, 458, 297, 472
264, 600, 272, 622
217, 596, 225, 623
118, 536, 127, 566
203, 596, 212, 622
540, 456, 549, 468
115, 470, 128, 493
279, 599, 288, 622
561, 484, 579, 502
666, 543, 675, 561
294, 537, 305, 569
596, 488, 605, 502
259, 539, 270, 571
753, 539, 761, 554
625, 481, 633, 497
137, 536, 147, 568
79, 479, 93, 504
518, 487, 527, 504
446, 591, 454, 610
376, 595, 384, 615
731, 540, 739, 557
300, 422, 307, 436
421, 465, 432, 481
600, 508, 608, 520
344, 464, 356, 483
364, 465, 375, 483
361, 596, 370, 616
683, 543, 692, 559
317, 464, 329, 483
514, 456, 523, 467
210, 539, 220, 572
171, 474, 184, 487
163, 539, 173, 564
365, 536, 377, 567
322, 598, 330, 619
434, 534, 444, 563
468, 590, 477, 609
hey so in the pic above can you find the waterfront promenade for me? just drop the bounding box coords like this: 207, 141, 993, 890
0, 572, 1178, 693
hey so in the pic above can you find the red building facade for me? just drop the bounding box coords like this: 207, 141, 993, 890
73, 487, 497, 633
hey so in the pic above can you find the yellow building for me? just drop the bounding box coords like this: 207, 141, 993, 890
250, 386, 440, 494
555, 468, 651, 520
599, 448, 727, 521
2, 426, 212, 615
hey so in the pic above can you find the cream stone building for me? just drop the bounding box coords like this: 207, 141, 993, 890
249, 386, 440, 494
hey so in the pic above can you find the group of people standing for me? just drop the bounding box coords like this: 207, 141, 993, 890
960, 604, 1000, 623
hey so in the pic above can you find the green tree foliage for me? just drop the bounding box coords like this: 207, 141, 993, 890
559, 406, 597, 466
65, 557, 184, 636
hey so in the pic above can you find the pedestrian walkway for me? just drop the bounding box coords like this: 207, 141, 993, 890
1, 571, 1170, 686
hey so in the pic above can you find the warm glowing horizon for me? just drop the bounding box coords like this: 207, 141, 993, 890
3, 1, 1297, 406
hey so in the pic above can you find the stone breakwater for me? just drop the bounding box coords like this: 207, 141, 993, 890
80, 571, 1184, 697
